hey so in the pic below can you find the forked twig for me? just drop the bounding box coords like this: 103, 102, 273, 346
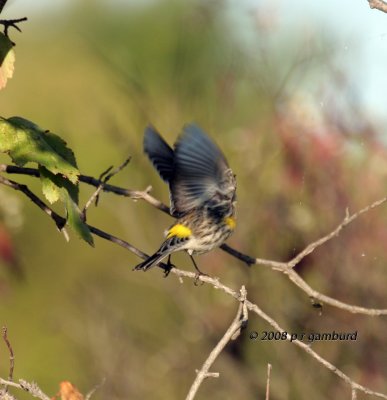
82, 156, 131, 217
0, 17, 27, 43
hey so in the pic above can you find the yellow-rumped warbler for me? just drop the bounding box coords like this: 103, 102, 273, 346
134, 123, 236, 273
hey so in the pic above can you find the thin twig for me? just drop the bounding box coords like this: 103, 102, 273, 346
82, 165, 112, 215
83, 157, 131, 216
85, 378, 106, 400
265, 363, 272, 400
1, 327, 14, 392
0, 175, 66, 229
287, 199, 387, 268
0, 378, 50, 400
220, 243, 256, 266
0, 17, 27, 43
88, 225, 149, 261
283, 267, 387, 315
185, 286, 248, 400
100, 157, 131, 182
95, 156, 131, 207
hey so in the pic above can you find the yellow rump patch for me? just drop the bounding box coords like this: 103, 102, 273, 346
167, 224, 192, 239
225, 216, 236, 230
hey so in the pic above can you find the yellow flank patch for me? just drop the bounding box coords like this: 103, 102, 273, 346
225, 216, 236, 230
167, 224, 192, 239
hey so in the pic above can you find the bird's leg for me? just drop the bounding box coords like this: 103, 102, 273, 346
163, 254, 175, 277
189, 255, 208, 285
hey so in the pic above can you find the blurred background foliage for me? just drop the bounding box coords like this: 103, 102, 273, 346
0, 0, 386, 399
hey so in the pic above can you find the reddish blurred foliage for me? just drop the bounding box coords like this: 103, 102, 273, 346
0, 223, 22, 278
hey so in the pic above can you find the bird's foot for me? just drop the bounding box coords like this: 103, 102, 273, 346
193, 271, 209, 286
162, 255, 176, 278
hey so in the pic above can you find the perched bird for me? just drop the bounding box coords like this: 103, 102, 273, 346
134, 123, 237, 274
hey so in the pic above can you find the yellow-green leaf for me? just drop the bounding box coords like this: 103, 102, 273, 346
66, 194, 94, 246
0, 116, 79, 183
39, 166, 79, 205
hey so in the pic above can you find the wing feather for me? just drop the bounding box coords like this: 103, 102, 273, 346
143, 125, 174, 183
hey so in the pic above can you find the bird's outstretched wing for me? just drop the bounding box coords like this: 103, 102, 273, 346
171, 124, 235, 214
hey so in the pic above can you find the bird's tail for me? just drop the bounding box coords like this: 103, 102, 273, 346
133, 250, 170, 271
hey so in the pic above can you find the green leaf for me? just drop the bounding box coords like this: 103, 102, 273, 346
39, 166, 79, 204
39, 167, 61, 204
0, 116, 79, 183
0, 32, 15, 90
39, 167, 93, 245
66, 194, 94, 246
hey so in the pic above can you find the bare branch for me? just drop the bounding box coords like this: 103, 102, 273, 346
0, 17, 27, 43
219, 243, 256, 266
93, 156, 131, 208
0, 378, 50, 400
368, 0, 387, 13
85, 378, 105, 400
0, 175, 67, 232
287, 198, 387, 268
283, 267, 387, 315
1, 327, 14, 388
185, 286, 248, 400
82, 167, 111, 216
